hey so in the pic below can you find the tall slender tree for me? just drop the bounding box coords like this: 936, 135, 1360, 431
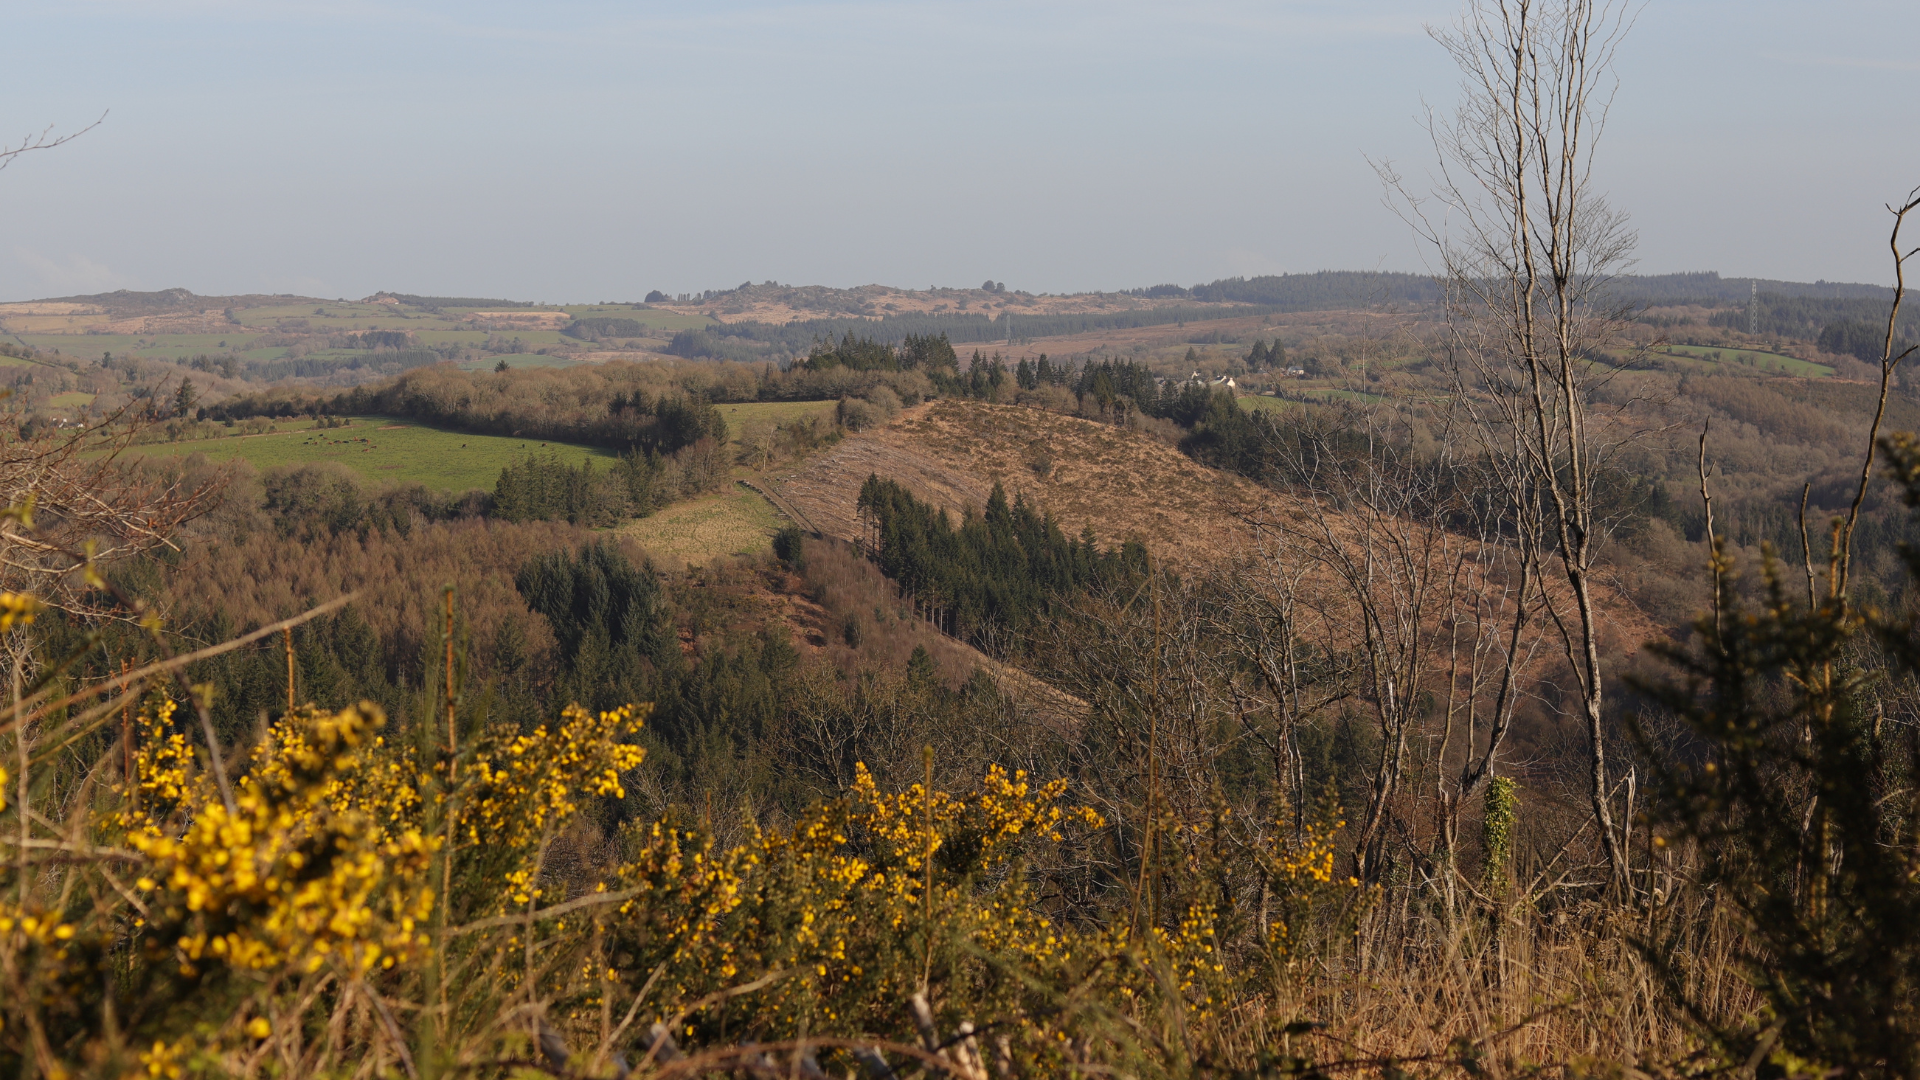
1386, 0, 1645, 889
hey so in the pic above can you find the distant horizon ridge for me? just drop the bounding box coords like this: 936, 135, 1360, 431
9, 268, 1895, 310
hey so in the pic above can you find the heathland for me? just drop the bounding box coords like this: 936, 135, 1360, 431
4, 259, 1919, 1078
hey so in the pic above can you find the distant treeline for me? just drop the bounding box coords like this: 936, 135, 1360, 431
1701, 294, 1917, 356
1126, 270, 1895, 309
380, 293, 536, 310
176, 348, 448, 384
675, 270, 1910, 356
680, 304, 1292, 354
204, 358, 947, 443
338, 330, 414, 350
796, 332, 959, 373
566, 317, 648, 340
856, 476, 1148, 648
1186, 271, 1443, 308
1609, 272, 1892, 305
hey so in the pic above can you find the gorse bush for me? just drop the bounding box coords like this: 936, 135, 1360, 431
1632, 433, 1920, 1074
0, 676, 1370, 1078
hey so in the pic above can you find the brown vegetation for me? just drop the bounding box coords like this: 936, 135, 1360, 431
773, 399, 1279, 567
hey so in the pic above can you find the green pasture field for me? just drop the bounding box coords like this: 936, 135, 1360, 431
620, 484, 783, 567
116, 415, 615, 493
47, 392, 95, 409
1301, 387, 1387, 404
1658, 345, 1833, 378
716, 400, 837, 447
454, 353, 582, 372
1236, 394, 1303, 414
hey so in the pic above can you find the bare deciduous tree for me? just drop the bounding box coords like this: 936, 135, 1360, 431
1385, 0, 1645, 890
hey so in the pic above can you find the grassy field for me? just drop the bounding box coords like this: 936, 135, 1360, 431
116, 415, 616, 493
47, 392, 95, 410
1659, 344, 1834, 377
1237, 394, 1304, 414
718, 400, 837, 447
620, 483, 784, 566
1301, 387, 1387, 404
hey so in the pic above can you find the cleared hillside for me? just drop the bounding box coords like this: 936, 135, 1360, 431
770, 399, 1278, 567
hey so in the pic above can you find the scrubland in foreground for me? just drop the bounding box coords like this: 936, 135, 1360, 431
3, 366, 1918, 1078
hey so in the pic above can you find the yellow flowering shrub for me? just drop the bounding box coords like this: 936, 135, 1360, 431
1257, 812, 1368, 967
113, 698, 202, 840
465, 703, 650, 851
126, 703, 434, 975
6, 686, 1339, 1079
604, 761, 1146, 1065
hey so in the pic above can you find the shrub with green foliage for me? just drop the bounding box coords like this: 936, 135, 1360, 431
1635, 433, 1920, 1073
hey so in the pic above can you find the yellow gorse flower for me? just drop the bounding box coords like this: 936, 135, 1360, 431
125, 702, 434, 975
467, 703, 649, 851
607, 759, 1113, 1043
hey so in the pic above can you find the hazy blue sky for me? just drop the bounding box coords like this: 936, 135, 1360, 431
2, 1, 1916, 302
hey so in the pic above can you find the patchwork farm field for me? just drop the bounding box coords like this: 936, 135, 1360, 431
116, 415, 616, 492
6, 296, 717, 367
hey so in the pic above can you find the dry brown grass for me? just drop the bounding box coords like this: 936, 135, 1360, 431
771, 399, 1287, 568
616, 484, 786, 569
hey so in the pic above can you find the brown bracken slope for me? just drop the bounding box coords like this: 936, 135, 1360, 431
769, 400, 1284, 566
767, 399, 1659, 672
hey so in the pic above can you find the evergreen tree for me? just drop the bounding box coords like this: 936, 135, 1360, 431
515, 541, 679, 714
899, 333, 959, 370
855, 475, 1147, 651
